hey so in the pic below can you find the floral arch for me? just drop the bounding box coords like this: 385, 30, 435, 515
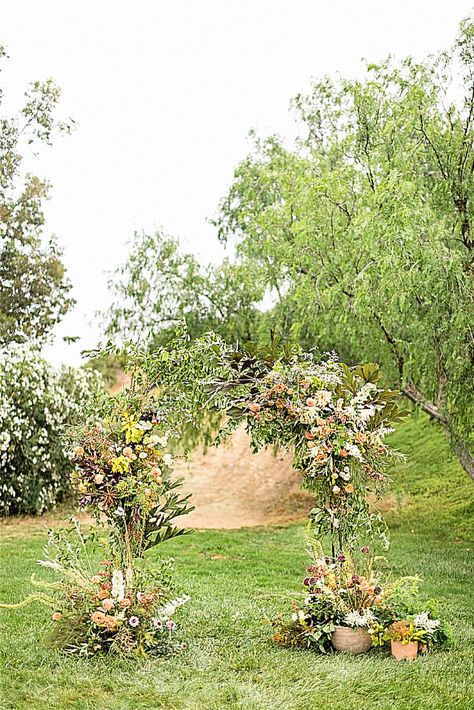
2, 333, 448, 658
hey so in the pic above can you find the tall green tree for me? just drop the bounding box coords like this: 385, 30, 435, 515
0, 46, 73, 345
106, 229, 265, 346
214, 19, 474, 479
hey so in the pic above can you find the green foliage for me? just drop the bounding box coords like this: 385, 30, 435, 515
105, 230, 265, 346
0, 343, 101, 516
212, 19, 474, 477
84, 354, 125, 390
0, 47, 74, 345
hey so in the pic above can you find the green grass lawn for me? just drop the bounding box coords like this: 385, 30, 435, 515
1, 416, 473, 710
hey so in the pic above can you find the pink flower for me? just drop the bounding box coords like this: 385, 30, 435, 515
129, 616, 140, 627
166, 620, 176, 631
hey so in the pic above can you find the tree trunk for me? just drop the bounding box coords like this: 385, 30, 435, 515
402, 382, 474, 482
453, 439, 474, 482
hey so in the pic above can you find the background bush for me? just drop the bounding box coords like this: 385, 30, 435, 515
0, 343, 100, 516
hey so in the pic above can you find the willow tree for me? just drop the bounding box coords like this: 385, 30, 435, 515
215, 18, 474, 479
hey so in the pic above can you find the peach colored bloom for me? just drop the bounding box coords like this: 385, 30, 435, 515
338, 448, 349, 457
52, 612, 62, 621
91, 611, 107, 626
94, 473, 104, 484
123, 446, 133, 458
102, 598, 114, 611
91, 575, 101, 584
306, 398, 316, 407
103, 616, 117, 630
345, 483, 355, 494
150, 467, 162, 482
118, 597, 131, 608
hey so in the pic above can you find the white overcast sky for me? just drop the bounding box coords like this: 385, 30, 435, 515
1, 0, 472, 365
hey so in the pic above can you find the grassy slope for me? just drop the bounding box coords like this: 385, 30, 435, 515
0, 416, 473, 710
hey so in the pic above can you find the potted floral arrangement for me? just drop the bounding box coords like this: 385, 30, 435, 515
272, 541, 386, 654
370, 604, 449, 661
385, 620, 424, 660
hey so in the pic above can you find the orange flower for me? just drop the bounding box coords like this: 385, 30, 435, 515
304, 431, 315, 440
91, 611, 107, 626
338, 448, 349, 458
248, 402, 261, 413
118, 597, 131, 608
306, 398, 316, 407
355, 432, 367, 444
345, 483, 355, 494
98, 589, 109, 600
52, 612, 62, 621
103, 616, 117, 630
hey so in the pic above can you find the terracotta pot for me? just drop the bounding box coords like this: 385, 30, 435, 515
331, 626, 372, 654
391, 640, 418, 661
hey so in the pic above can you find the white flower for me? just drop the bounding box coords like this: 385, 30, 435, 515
414, 612, 440, 634
314, 390, 332, 407
111, 569, 125, 601
344, 609, 376, 628
344, 443, 364, 463
162, 453, 173, 466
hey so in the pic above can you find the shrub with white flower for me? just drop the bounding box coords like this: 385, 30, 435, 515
0, 343, 100, 516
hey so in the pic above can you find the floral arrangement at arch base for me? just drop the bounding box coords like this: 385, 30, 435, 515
1, 371, 194, 658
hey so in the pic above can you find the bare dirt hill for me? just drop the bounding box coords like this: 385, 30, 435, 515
175, 427, 312, 528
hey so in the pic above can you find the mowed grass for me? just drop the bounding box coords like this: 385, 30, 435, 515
0, 416, 473, 710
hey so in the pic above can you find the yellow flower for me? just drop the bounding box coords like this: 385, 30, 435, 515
77, 483, 88, 494
111, 456, 130, 474
121, 412, 144, 444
